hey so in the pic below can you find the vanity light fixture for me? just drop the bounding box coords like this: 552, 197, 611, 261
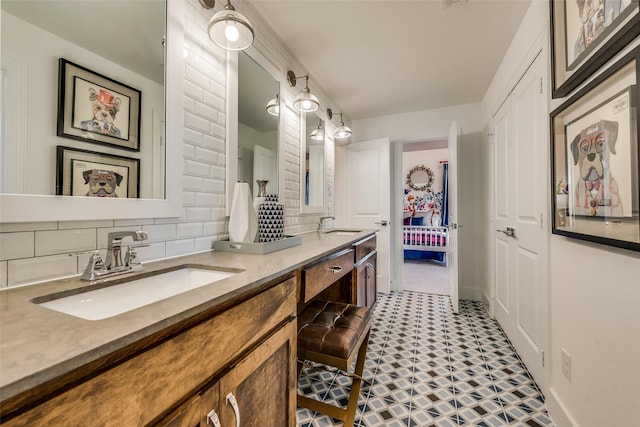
287, 71, 320, 113
327, 108, 352, 139
309, 120, 325, 141
266, 94, 280, 116
198, 0, 254, 51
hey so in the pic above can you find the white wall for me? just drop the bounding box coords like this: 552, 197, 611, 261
481, 1, 640, 426
0, 0, 338, 288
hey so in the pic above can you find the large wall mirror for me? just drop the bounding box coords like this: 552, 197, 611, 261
0, 0, 182, 222
300, 112, 326, 213
226, 49, 283, 215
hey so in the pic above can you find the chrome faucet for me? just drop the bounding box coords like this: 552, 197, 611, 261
79, 230, 148, 281
318, 216, 335, 231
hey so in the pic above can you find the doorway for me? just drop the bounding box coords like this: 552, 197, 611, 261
401, 139, 450, 295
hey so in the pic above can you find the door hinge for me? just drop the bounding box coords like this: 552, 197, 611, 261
541, 350, 545, 367
540, 213, 543, 229
539, 77, 543, 94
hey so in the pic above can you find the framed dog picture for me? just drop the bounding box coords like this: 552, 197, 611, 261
550, 0, 640, 98
56, 146, 140, 198
57, 58, 141, 151
551, 46, 639, 252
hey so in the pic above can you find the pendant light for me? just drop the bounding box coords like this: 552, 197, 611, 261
309, 120, 324, 141
199, 0, 254, 51
287, 71, 319, 113
265, 94, 279, 116
327, 108, 352, 139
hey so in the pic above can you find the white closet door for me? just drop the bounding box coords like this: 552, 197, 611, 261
492, 52, 549, 388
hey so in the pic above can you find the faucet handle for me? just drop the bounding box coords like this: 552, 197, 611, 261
80, 251, 107, 281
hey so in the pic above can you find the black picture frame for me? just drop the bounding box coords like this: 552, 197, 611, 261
56, 146, 140, 198
550, 0, 640, 98
550, 46, 639, 252
57, 58, 141, 151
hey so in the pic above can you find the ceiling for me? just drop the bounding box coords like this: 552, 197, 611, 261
252, 0, 532, 121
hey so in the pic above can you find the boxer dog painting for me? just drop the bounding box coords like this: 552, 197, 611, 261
570, 119, 623, 217
83, 169, 123, 198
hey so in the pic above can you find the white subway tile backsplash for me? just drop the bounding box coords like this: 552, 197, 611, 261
1, 261, 7, 287
136, 242, 166, 263
35, 229, 95, 257
195, 236, 215, 252
185, 112, 211, 134
166, 239, 195, 258
0, 222, 56, 233
194, 100, 217, 121
0, 232, 34, 261
183, 175, 205, 192
183, 192, 196, 206
141, 224, 177, 243
185, 64, 212, 92
113, 218, 156, 227
185, 207, 212, 222
58, 220, 114, 230
194, 147, 217, 164
202, 178, 224, 194
8, 254, 78, 287
202, 134, 224, 152
203, 91, 224, 112
195, 192, 217, 206
183, 143, 195, 160
183, 78, 204, 102
183, 127, 204, 146
177, 222, 203, 239
184, 159, 211, 177
183, 94, 195, 113
204, 221, 226, 236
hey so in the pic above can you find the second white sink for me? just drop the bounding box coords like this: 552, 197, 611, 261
37, 267, 237, 321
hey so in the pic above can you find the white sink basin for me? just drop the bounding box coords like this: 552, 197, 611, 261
37, 267, 237, 320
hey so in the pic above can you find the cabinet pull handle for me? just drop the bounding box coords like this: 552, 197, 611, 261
328, 265, 343, 274
366, 263, 373, 279
226, 392, 240, 427
206, 409, 222, 427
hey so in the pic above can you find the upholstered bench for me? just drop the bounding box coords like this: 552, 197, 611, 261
297, 300, 371, 427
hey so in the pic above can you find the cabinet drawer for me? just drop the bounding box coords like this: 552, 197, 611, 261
302, 249, 354, 303
354, 235, 376, 264
4, 278, 296, 426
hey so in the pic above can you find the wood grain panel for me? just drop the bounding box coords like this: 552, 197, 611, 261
302, 249, 354, 303
3, 279, 296, 426
354, 235, 376, 264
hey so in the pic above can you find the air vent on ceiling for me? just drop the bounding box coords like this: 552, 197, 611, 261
441, 0, 469, 9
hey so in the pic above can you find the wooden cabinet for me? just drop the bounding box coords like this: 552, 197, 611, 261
2, 278, 297, 426
161, 321, 297, 427
353, 235, 377, 309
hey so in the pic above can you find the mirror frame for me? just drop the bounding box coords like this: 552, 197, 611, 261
300, 110, 326, 214
226, 47, 285, 216
405, 164, 434, 192
0, 0, 183, 223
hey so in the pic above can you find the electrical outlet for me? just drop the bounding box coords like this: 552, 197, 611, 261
561, 349, 572, 382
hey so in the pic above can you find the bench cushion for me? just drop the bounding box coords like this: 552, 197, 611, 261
298, 301, 371, 359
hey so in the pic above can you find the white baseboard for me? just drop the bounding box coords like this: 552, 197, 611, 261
546, 386, 578, 427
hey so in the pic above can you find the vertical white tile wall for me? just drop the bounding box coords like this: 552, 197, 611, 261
0, 0, 336, 288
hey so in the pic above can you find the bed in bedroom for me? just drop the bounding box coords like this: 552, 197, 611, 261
403, 210, 448, 262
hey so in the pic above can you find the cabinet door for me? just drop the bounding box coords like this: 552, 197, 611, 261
161, 382, 220, 427
365, 254, 377, 309
354, 262, 368, 306
218, 320, 297, 427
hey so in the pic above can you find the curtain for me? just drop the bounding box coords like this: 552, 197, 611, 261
441, 162, 449, 226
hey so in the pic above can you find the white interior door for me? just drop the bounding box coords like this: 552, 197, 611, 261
253, 145, 277, 196
345, 138, 391, 292
447, 123, 460, 314
492, 52, 548, 388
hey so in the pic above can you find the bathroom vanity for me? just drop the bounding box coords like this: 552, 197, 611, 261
0, 230, 376, 426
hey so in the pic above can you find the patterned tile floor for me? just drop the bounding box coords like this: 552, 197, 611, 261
297, 291, 554, 427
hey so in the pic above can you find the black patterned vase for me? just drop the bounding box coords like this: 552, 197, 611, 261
258, 194, 285, 242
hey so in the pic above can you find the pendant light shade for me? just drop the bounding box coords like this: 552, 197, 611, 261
309, 121, 324, 140
328, 108, 352, 139
206, 0, 254, 51
287, 71, 319, 113
266, 94, 279, 116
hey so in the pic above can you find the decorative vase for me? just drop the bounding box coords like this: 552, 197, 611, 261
257, 194, 285, 242
229, 181, 258, 243
253, 180, 269, 217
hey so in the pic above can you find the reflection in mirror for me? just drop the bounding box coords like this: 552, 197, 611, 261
1, 0, 166, 199
301, 113, 325, 212
238, 52, 278, 198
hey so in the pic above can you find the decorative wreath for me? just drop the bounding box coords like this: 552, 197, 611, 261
405, 164, 434, 191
